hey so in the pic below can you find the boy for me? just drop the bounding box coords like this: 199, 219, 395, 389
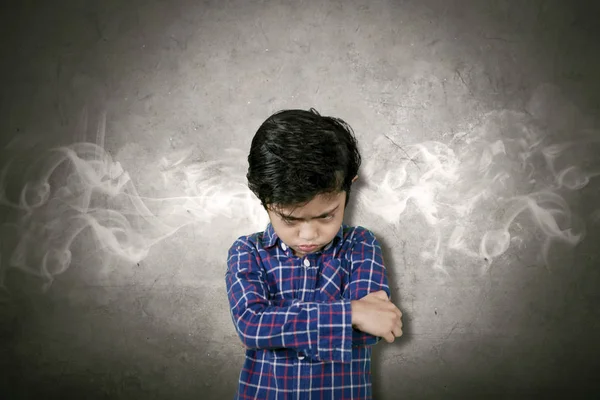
225, 108, 403, 399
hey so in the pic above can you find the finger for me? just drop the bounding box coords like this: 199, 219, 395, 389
374, 290, 389, 300
383, 333, 395, 343
393, 324, 403, 337
388, 304, 401, 316
388, 304, 402, 319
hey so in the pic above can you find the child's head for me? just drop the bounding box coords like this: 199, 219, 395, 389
247, 108, 361, 256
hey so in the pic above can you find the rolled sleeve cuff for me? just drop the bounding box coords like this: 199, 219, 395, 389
315, 299, 353, 363
352, 329, 381, 346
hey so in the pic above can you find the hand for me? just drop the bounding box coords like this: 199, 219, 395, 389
351, 290, 403, 343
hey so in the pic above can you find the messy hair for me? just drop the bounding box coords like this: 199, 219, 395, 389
247, 108, 362, 213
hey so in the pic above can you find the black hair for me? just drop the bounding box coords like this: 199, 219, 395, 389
247, 108, 362, 214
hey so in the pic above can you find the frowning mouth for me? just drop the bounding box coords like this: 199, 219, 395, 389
298, 245, 318, 252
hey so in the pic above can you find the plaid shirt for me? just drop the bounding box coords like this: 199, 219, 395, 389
225, 222, 390, 400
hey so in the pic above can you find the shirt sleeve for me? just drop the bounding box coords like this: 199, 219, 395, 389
225, 239, 354, 363
343, 228, 391, 346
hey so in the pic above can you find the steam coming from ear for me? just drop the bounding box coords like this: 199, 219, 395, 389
0, 126, 268, 292
357, 107, 597, 273
0, 84, 597, 291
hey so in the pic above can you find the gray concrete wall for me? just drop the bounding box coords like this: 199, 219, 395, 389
1, 0, 599, 398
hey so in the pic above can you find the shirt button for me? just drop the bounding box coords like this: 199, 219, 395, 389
281, 243, 287, 251
303, 259, 310, 267
298, 354, 305, 360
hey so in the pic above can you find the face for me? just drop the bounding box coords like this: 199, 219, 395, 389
267, 191, 347, 258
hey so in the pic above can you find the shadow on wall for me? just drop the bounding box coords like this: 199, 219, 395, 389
366, 225, 600, 399
362, 206, 600, 400
369, 237, 409, 400
345, 181, 412, 398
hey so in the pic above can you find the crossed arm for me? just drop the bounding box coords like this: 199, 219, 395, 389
225, 229, 391, 363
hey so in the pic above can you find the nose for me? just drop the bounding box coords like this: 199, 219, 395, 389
298, 222, 317, 242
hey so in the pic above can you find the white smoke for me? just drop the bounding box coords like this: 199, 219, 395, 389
356, 108, 596, 273
0, 122, 268, 291
0, 85, 597, 291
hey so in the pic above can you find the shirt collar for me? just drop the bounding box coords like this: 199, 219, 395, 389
262, 222, 344, 251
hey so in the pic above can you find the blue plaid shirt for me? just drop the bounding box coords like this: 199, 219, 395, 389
225, 222, 390, 399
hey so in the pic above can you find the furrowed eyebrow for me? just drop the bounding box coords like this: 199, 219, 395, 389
278, 205, 339, 221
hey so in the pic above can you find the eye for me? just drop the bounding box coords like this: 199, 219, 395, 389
322, 214, 335, 221
282, 219, 296, 226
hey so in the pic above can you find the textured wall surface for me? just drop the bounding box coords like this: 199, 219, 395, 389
1, 0, 599, 399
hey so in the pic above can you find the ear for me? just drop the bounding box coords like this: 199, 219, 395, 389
352, 175, 358, 184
